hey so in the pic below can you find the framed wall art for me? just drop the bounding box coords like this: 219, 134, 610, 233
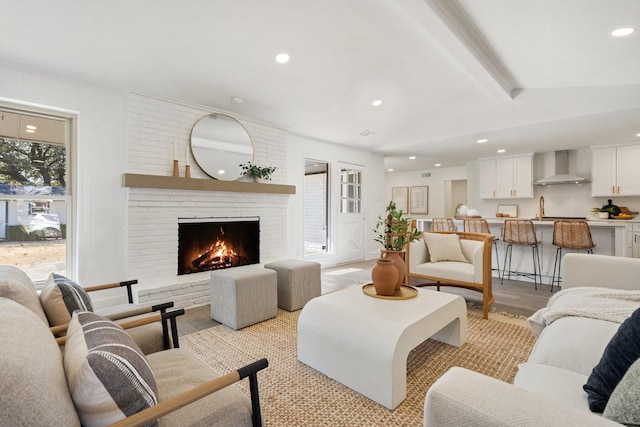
410, 186, 429, 214
391, 187, 409, 213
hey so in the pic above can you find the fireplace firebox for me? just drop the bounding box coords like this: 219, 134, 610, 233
178, 217, 260, 275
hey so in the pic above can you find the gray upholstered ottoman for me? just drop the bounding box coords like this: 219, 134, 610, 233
210, 265, 277, 330
264, 259, 321, 311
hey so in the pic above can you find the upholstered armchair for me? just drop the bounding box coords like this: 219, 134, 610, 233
405, 228, 494, 318
1, 297, 268, 427
0, 265, 180, 354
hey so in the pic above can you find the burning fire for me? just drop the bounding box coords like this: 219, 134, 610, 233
192, 228, 238, 270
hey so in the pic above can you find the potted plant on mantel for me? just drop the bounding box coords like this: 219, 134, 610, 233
373, 201, 422, 291
239, 162, 277, 182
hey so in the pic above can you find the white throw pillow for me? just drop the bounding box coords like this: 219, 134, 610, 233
423, 232, 468, 263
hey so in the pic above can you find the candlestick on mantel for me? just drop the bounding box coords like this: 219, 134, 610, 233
184, 164, 191, 178
172, 160, 179, 177
185, 144, 190, 167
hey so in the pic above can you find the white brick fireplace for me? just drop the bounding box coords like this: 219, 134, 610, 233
125, 93, 291, 308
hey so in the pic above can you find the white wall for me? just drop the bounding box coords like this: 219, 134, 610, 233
0, 64, 128, 285
0, 64, 387, 307
385, 166, 468, 219
287, 133, 386, 265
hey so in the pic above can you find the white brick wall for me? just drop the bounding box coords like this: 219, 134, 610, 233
126, 93, 289, 308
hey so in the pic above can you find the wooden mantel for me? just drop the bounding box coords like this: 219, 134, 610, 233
123, 173, 296, 194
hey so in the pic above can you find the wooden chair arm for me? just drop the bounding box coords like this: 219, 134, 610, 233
83, 280, 137, 292
84, 280, 138, 304
56, 309, 185, 347
108, 358, 269, 427
50, 323, 68, 336
53, 302, 179, 350
50, 308, 157, 334
106, 302, 175, 321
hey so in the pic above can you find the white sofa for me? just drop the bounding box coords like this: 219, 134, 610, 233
424, 253, 640, 427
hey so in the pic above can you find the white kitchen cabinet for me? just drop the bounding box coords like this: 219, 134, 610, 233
480, 155, 533, 199
632, 223, 640, 259
592, 144, 640, 197
479, 158, 497, 198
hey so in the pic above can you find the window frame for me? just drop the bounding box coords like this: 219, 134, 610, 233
0, 101, 77, 284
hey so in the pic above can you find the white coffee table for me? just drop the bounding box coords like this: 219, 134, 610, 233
297, 284, 467, 409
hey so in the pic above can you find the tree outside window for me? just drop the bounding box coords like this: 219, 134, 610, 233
1, 130, 68, 284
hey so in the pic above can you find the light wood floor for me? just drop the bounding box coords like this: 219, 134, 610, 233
178, 259, 554, 336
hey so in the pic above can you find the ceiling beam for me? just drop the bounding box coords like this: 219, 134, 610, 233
396, 0, 516, 100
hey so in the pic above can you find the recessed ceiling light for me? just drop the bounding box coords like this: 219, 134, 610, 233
409, 156, 416, 160
275, 53, 290, 64
636, 132, 640, 137
372, 99, 382, 107
434, 163, 441, 167
25, 129, 35, 133
612, 27, 635, 37
387, 168, 394, 172
25, 125, 37, 130
497, 149, 506, 153
476, 138, 488, 143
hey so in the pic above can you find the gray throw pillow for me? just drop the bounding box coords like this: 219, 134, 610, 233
40, 272, 93, 326
603, 357, 640, 424
64, 310, 158, 427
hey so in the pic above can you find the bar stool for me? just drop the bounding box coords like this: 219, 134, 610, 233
464, 218, 501, 279
551, 220, 595, 292
501, 219, 542, 289
432, 218, 457, 232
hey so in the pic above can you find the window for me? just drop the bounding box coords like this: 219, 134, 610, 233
340, 168, 362, 214
0, 108, 70, 286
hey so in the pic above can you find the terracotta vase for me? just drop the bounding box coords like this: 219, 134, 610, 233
382, 250, 406, 290
371, 258, 398, 296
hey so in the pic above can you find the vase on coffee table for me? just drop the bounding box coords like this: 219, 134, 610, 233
381, 250, 405, 290
371, 258, 398, 296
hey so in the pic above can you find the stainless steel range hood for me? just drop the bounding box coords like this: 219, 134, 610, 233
534, 150, 590, 186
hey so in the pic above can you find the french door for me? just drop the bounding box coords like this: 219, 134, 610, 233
335, 163, 365, 264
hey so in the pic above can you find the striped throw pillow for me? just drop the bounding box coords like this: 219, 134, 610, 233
40, 273, 93, 326
64, 311, 158, 427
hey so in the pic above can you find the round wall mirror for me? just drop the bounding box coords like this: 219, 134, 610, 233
190, 113, 253, 180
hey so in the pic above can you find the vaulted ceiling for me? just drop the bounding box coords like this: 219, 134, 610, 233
1, 0, 639, 172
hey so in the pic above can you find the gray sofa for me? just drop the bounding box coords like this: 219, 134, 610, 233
424, 253, 640, 426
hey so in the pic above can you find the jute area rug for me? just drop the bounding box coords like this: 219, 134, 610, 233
182, 306, 536, 427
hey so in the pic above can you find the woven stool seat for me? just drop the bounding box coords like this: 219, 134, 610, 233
464, 218, 501, 279
551, 220, 595, 291
501, 219, 542, 289
432, 218, 457, 232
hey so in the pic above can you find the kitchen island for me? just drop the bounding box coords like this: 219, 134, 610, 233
416, 218, 635, 284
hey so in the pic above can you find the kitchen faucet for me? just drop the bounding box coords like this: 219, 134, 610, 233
539, 196, 545, 220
